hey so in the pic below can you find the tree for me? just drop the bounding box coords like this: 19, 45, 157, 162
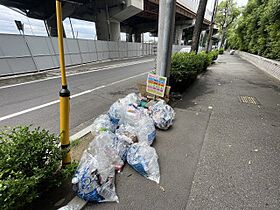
191, 0, 208, 53
227, 0, 280, 60
215, 0, 240, 49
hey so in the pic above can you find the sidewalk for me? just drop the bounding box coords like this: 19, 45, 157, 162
177, 53, 280, 209
66, 53, 279, 210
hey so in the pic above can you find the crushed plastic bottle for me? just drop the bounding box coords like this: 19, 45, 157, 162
150, 100, 175, 130
127, 143, 160, 183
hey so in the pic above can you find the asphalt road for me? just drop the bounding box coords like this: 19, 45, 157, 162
0, 57, 155, 135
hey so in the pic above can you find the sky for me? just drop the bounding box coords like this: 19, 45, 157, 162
0, 0, 248, 40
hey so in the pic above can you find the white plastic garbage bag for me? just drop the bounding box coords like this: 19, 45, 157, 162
136, 116, 156, 145
91, 114, 116, 136
127, 143, 160, 183
72, 151, 119, 203
150, 100, 175, 130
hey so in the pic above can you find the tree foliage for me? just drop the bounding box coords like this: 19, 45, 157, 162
215, 0, 240, 48
228, 0, 280, 60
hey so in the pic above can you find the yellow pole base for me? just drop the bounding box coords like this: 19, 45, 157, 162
60, 87, 71, 165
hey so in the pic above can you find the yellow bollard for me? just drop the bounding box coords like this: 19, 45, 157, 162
56, 0, 71, 165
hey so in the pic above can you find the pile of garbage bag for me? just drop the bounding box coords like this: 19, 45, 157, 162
72, 93, 175, 204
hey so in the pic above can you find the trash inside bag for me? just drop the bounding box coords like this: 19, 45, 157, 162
122, 104, 146, 126
72, 151, 119, 203
115, 123, 138, 144
88, 131, 124, 171
91, 114, 116, 136
136, 116, 156, 145
111, 136, 130, 162
127, 143, 160, 183
150, 100, 175, 130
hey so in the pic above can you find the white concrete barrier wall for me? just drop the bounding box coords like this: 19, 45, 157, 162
0, 34, 185, 76
237, 51, 280, 81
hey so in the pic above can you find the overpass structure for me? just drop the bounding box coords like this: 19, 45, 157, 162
0, 0, 214, 45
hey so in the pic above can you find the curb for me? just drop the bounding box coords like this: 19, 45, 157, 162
59, 125, 93, 210
58, 196, 87, 210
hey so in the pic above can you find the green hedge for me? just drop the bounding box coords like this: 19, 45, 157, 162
209, 50, 219, 61
171, 50, 218, 85
0, 126, 75, 210
219, 48, 224, 54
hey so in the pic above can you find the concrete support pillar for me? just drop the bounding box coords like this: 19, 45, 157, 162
134, 33, 141, 43
46, 18, 66, 37
110, 20, 120, 41
96, 9, 120, 41
174, 27, 183, 45
199, 30, 207, 47
127, 33, 133, 42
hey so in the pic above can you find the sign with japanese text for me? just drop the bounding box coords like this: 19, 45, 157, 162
146, 73, 167, 97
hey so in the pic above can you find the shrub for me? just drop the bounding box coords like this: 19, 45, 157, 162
0, 126, 75, 210
170, 51, 218, 92
209, 50, 219, 61
197, 51, 212, 72
171, 52, 204, 83
219, 48, 224, 54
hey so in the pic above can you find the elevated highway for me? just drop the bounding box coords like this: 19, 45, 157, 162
0, 0, 214, 44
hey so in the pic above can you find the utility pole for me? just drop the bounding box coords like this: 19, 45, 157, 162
206, 0, 218, 53
191, 0, 208, 53
156, 0, 176, 79
56, 0, 71, 166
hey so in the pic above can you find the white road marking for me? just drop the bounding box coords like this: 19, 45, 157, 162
0, 59, 153, 90
0, 100, 59, 122
0, 71, 149, 122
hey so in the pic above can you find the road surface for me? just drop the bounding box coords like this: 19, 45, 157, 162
0, 57, 155, 135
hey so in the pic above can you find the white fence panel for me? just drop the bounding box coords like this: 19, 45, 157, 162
0, 34, 186, 76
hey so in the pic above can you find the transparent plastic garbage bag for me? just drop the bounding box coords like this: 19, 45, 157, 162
72, 151, 119, 203
119, 93, 140, 106
122, 104, 147, 126
91, 114, 116, 136
108, 93, 141, 126
88, 131, 125, 171
150, 100, 175, 130
136, 116, 156, 145
108, 100, 124, 125
127, 143, 160, 183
